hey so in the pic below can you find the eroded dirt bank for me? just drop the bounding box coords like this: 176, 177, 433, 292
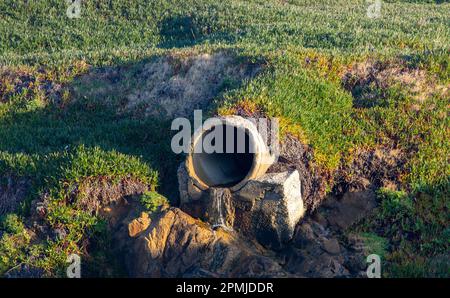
2, 52, 446, 277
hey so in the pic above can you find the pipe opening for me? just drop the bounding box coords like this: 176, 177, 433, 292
192, 124, 254, 188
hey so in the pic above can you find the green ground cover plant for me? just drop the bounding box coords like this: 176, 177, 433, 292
0, 0, 448, 277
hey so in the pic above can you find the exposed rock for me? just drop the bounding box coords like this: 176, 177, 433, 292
284, 246, 349, 278
181, 268, 221, 278
347, 234, 367, 253
344, 254, 367, 274
322, 238, 341, 255
179, 165, 305, 250
268, 134, 329, 211
178, 163, 193, 205
285, 188, 379, 278
124, 207, 287, 277
307, 254, 349, 278
293, 222, 316, 248
312, 211, 328, 227
128, 212, 151, 237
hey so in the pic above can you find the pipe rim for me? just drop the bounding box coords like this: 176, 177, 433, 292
186, 116, 273, 192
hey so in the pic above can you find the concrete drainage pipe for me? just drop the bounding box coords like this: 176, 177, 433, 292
186, 116, 276, 192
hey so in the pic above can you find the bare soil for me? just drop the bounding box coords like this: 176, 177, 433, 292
73, 51, 262, 119
342, 59, 448, 109
0, 175, 30, 216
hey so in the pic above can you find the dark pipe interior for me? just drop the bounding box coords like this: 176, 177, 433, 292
192, 124, 254, 187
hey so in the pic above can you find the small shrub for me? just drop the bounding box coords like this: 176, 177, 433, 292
360, 232, 388, 259
140, 191, 169, 212
377, 188, 413, 220
0, 214, 25, 235
0, 214, 32, 275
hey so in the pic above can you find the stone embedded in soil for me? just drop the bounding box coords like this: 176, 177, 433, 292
128, 212, 151, 237
344, 254, 367, 274
286, 189, 378, 278
312, 211, 329, 227
284, 245, 350, 278
321, 238, 341, 255
293, 222, 316, 248
346, 234, 367, 253
109, 191, 371, 278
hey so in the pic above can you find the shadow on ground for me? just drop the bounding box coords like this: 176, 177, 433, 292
157, 15, 239, 49
0, 50, 263, 203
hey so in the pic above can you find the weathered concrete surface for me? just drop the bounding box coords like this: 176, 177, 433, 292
178, 162, 304, 250
234, 170, 304, 249
178, 163, 202, 205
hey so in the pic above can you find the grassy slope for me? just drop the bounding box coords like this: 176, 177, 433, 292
0, 0, 449, 277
